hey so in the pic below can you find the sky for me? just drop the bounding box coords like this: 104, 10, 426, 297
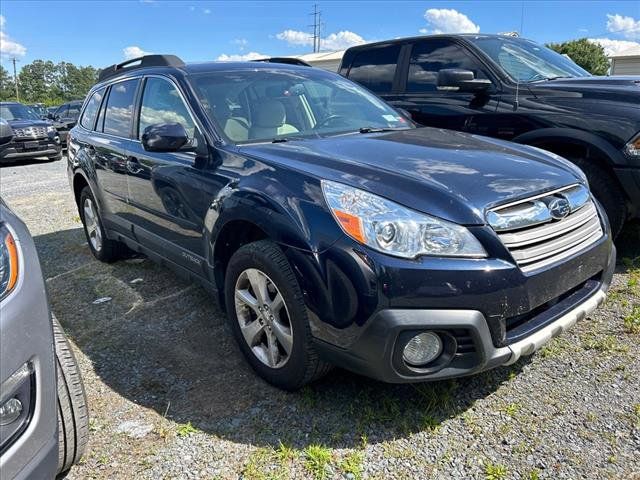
1, 0, 639, 71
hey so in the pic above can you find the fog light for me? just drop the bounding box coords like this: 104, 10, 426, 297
403, 332, 443, 366
0, 398, 23, 426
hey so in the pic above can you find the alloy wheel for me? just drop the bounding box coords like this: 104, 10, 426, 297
234, 268, 293, 369
83, 198, 102, 252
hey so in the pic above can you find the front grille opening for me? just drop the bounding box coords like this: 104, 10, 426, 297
489, 189, 603, 273
451, 328, 476, 356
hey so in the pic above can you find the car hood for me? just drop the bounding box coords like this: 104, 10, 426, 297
6, 119, 52, 128
239, 128, 585, 225
528, 75, 640, 103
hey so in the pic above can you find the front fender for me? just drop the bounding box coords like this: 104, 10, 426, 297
512, 127, 628, 167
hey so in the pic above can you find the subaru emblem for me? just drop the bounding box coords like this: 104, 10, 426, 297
548, 197, 571, 219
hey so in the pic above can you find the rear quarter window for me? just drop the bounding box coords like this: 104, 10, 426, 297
347, 44, 401, 94
80, 89, 105, 130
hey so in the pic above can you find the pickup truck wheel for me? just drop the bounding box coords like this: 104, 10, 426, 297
569, 158, 627, 237
53, 315, 89, 476
225, 240, 331, 390
79, 186, 125, 262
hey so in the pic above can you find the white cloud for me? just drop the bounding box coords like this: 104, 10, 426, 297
216, 51, 266, 61
123, 45, 152, 60
0, 15, 27, 58
588, 38, 640, 56
203, 8, 211, 14
276, 29, 366, 51
420, 8, 480, 35
232, 38, 248, 51
606, 14, 640, 40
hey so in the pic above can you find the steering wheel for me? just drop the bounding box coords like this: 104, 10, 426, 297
314, 114, 349, 129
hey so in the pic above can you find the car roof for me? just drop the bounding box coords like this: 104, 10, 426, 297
343, 33, 524, 51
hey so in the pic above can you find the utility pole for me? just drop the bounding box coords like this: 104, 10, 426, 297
309, 4, 322, 53
11, 57, 20, 101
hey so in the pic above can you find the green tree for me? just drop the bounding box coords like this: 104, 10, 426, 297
0, 66, 17, 101
18, 60, 58, 103
546, 38, 609, 75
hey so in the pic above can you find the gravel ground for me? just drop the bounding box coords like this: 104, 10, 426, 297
1, 158, 639, 480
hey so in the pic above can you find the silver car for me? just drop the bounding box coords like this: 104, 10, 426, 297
0, 124, 88, 478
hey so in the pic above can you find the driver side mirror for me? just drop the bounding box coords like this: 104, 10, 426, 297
437, 69, 492, 93
142, 123, 189, 152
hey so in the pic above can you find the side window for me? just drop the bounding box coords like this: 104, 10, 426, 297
55, 105, 68, 119
103, 79, 139, 137
138, 77, 196, 139
80, 89, 104, 130
347, 45, 401, 94
68, 104, 81, 120
407, 40, 489, 93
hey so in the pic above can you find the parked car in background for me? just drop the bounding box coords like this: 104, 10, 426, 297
0, 126, 88, 478
50, 100, 83, 147
0, 102, 62, 164
28, 104, 48, 119
47, 106, 59, 116
339, 34, 640, 237
67, 55, 614, 390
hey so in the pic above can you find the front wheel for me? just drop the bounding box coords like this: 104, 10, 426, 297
53, 315, 89, 476
224, 240, 331, 390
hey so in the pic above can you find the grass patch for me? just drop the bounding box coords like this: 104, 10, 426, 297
582, 334, 629, 354
175, 421, 198, 437
623, 305, 640, 334
484, 462, 508, 480
500, 402, 521, 418
303, 445, 333, 480
339, 450, 364, 479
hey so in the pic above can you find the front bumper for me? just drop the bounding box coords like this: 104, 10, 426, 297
312, 242, 615, 383
0, 138, 61, 162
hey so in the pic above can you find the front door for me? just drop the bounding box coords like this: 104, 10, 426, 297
386, 39, 501, 136
125, 76, 226, 275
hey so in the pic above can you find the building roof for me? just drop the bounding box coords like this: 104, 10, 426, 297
610, 45, 640, 59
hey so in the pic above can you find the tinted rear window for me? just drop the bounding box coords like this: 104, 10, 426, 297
80, 90, 104, 130
103, 79, 139, 137
347, 45, 401, 94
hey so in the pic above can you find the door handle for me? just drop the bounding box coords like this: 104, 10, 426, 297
126, 156, 143, 174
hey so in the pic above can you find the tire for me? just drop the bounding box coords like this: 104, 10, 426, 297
224, 240, 331, 390
53, 315, 89, 476
79, 186, 125, 262
569, 158, 627, 237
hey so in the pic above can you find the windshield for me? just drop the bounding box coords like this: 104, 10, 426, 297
190, 67, 411, 144
469, 36, 590, 83
0, 103, 41, 121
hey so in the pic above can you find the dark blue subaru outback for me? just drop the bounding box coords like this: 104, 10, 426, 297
67, 55, 615, 390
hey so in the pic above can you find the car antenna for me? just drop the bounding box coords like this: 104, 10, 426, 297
513, 1, 525, 111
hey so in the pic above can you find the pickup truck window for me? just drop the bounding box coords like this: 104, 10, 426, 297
347, 44, 401, 94
469, 36, 589, 82
407, 39, 489, 93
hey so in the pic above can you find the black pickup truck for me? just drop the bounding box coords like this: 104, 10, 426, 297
339, 34, 640, 236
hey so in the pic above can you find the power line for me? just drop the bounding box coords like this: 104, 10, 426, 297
309, 4, 322, 53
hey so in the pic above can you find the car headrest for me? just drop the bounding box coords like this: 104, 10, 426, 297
253, 100, 286, 128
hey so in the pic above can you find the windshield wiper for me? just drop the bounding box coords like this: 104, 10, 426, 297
271, 137, 290, 143
358, 126, 407, 134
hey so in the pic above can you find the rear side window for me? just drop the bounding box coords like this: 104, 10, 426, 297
103, 79, 139, 137
347, 44, 401, 94
80, 89, 104, 130
407, 40, 489, 93
138, 77, 195, 139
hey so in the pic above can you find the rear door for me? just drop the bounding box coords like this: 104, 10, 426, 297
90, 78, 140, 235
388, 39, 501, 134
125, 75, 225, 275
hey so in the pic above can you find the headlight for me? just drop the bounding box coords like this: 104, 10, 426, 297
47, 125, 56, 133
0, 224, 20, 301
624, 133, 640, 158
321, 180, 486, 259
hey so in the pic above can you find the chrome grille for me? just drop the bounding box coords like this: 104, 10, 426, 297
488, 185, 603, 273
12, 126, 48, 138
